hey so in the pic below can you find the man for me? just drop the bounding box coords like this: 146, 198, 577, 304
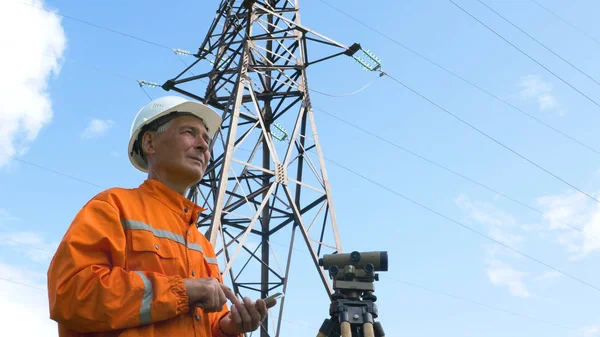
47, 96, 275, 337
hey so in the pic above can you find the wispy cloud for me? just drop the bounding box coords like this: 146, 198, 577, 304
81, 119, 114, 140
533, 270, 562, 282
0, 0, 67, 169
580, 325, 600, 337
486, 259, 533, 298
0, 231, 57, 262
0, 209, 19, 227
455, 194, 533, 298
0, 219, 58, 336
455, 194, 517, 228
0, 260, 58, 337
535, 189, 600, 260
518, 74, 564, 115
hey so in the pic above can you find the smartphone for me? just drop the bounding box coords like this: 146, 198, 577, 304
263, 292, 283, 306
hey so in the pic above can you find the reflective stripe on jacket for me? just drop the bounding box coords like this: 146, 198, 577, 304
47, 179, 240, 337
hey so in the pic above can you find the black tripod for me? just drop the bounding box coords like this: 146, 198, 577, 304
316, 251, 387, 337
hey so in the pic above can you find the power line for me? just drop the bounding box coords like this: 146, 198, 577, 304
386, 276, 576, 331
0, 224, 580, 331
530, 0, 600, 48
447, 0, 600, 110
6, 46, 599, 249
0, 236, 54, 255
14, 36, 598, 242
16, 0, 172, 51
478, 0, 600, 88
5, 154, 106, 189
10, 0, 599, 235
5, 1, 589, 333
323, 156, 600, 294
0, 277, 46, 291
6, 0, 598, 242
4, 87, 598, 265
382, 71, 600, 205
272, 239, 576, 331
139, 85, 154, 100
11, 0, 600, 289
314, 107, 599, 242
17, 0, 380, 112
169, 2, 600, 242
18, 0, 600, 161
15, 1, 600, 157
4, 2, 597, 325
314, 0, 600, 157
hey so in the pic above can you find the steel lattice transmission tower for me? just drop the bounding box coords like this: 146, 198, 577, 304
162, 1, 380, 336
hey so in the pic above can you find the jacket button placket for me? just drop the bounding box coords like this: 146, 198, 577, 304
184, 218, 195, 279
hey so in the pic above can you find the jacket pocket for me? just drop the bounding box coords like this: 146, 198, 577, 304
127, 229, 181, 276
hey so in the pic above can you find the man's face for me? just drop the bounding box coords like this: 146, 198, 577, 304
144, 115, 212, 183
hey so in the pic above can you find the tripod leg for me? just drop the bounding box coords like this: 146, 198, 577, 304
340, 321, 352, 337
317, 318, 336, 337
373, 321, 385, 337
362, 323, 375, 337
338, 311, 351, 337
362, 312, 375, 337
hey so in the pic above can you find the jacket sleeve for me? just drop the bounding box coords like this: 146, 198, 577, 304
47, 197, 190, 333
211, 310, 240, 337
204, 246, 243, 337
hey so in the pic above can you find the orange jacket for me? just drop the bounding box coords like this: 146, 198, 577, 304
47, 179, 240, 337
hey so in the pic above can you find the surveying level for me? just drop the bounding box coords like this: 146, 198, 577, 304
317, 251, 387, 337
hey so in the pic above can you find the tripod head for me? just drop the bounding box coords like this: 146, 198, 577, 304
317, 251, 388, 337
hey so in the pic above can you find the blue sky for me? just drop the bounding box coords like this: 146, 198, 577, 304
1, 0, 600, 336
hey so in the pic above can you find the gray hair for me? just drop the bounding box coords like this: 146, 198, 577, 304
155, 120, 173, 135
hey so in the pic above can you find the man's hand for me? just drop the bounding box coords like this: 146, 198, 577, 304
183, 278, 237, 312
218, 297, 278, 334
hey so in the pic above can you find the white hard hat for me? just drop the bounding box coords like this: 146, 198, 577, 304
128, 95, 222, 172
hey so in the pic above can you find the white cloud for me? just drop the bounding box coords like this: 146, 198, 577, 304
535, 189, 600, 260
533, 270, 562, 282
486, 259, 533, 298
0, 231, 58, 336
580, 325, 600, 337
0, 207, 60, 336
0, 209, 19, 227
455, 194, 517, 228
0, 231, 58, 262
0, 0, 67, 168
519, 74, 562, 114
455, 194, 533, 298
0, 261, 58, 337
81, 119, 114, 140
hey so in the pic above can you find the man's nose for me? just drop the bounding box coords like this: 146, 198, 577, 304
195, 138, 208, 151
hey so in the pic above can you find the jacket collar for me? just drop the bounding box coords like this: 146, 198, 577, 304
139, 178, 205, 225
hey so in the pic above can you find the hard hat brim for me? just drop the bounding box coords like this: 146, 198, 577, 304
128, 100, 222, 173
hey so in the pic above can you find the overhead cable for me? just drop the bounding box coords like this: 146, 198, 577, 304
529, 0, 600, 48
324, 156, 600, 293
382, 71, 600, 205
315, 0, 600, 157
315, 107, 599, 242
448, 0, 600, 109
477, 0, 600, 88
8, 0, 598, 241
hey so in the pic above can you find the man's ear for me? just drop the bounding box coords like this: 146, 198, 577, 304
141, 131, 157, 157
